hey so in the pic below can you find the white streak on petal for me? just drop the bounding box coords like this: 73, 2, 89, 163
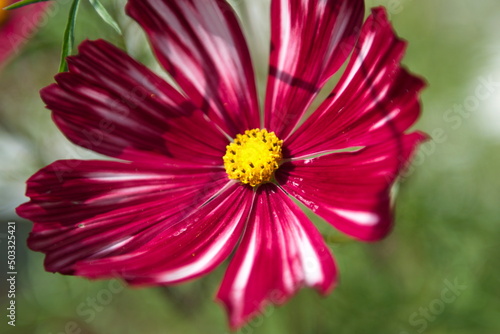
333, 209, 379, 226
93, 237, 133, 257
230, 225, 258, 318
369, 108, 401, 131
273, 0, 293, 102
293, 223, 323, 286
156, 207, 245, 283
276, 218, 296, 293
334, 32, 375, 99
88, 173, 158, 182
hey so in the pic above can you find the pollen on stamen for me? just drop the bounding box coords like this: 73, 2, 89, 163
223, 129, 283, 187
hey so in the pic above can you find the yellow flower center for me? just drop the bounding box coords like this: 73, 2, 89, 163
223, 129, 283, 187
0, 0, 10, 26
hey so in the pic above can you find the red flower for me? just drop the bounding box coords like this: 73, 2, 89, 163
17, 0, 426, 328
0, 0, 48, 69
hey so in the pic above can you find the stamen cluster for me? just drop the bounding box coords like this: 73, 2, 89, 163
223, 129, 283, 187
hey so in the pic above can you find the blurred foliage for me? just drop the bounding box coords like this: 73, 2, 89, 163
1, 0, 500, 333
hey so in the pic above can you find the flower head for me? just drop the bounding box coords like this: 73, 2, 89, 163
17, 0, 426, 328
0, 0, 48, 69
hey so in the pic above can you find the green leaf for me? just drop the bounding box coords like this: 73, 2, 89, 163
59, 0, 81, 73
4, 0, 50, 10
87, 0, 122, 35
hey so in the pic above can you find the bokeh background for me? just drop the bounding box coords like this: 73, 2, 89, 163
1, 0, 499, 333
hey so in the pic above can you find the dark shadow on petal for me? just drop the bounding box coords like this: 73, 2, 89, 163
275, 160, 295, 186
268, 65, 322, 93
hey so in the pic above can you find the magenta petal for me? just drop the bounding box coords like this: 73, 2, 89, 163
264, 0, 364, 139
217, 184, 337, 329
287, 8, 425, 157
74, 182, 254, 285
277, 132, 427, 241
42, 40, 227, 165
126, 0, 260, 136
17, 159, 229, 274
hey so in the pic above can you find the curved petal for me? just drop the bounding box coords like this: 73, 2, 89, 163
17, 159, 229, 274
0, 0, 48, 68
126, 0, 260, 136
217, 183, 336, 329
74, 182, 254, 285
264, 0, 364, 139
42, 40, 227, 165
287, 7, 425, 157
277, 132, 426, 241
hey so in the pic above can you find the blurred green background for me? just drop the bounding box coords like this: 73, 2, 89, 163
1, 0, 500, 333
